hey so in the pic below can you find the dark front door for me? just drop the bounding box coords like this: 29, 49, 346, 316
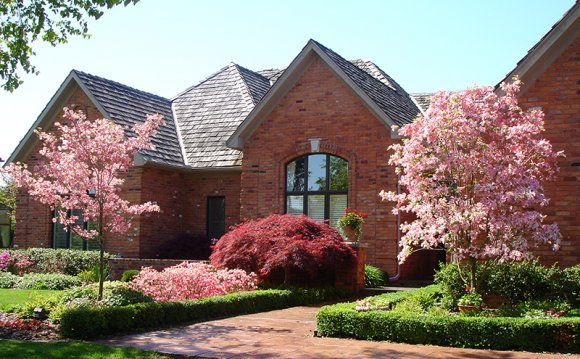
207, 196, 226, 240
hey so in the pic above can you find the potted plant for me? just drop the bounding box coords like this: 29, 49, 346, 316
337, 208, 365, 242
457, 292, 483, 313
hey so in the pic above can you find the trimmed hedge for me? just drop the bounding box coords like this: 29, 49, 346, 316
317, 302, 580, 353
60, 287, 350, 339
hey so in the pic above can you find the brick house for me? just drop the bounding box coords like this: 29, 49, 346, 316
6, 3, 579, 279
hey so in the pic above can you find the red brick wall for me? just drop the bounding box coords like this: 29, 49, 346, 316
183, 171, 241, 238
240, 57, 402, 277
518, 37, 580, 267
138, 167, 187, 258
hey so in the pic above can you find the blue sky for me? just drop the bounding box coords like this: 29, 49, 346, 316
0, 0, 574, 162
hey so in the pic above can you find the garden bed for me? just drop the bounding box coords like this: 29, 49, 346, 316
316, 286, 579, 353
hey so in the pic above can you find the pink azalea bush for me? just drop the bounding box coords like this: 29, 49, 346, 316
131, 262, 257, 302
0, 251, 33, 275
380, 79, 562, 291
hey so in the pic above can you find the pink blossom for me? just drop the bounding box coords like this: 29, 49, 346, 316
4, 108, 164, 239
131, 262, 257, 302
381, 79, 562, 264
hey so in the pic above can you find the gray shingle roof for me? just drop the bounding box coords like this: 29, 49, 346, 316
410, 93, 433, 112
71, 40, 421, 169
74, 70, 184, 167
172, 63, 270, 168
256, 68, 285, 84
313, 40, 420, 127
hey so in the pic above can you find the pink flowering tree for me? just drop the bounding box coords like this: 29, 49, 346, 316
5, 108, 164, 299
380, 80, 562, 292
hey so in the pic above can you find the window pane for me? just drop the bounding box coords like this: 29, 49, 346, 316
70, 209, 85, 250
87, 220, 99, 250
329, 156, 348, 191
286, 195, 303, 214
330, 195, 348, 228
70, 233, 84, 250
286, 158, 305, 192
87, 238, 100, 251
307, 195, 325, 222
53, 221, 69, 249
308, 154, 327, 191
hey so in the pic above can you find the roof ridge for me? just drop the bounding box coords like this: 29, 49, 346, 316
72, 69, 169, 102
350, 59, 397, 91
313, 42, 417, 107
231, 63, 262, 106
171, 63, 232, 100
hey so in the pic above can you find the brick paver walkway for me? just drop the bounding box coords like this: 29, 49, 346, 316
102, 306, 575, 358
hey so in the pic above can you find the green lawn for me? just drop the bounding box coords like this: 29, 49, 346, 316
0, 288, 61, 310
1, 340, 190, 359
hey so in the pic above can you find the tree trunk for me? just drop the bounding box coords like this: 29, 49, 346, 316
98, 204, 104, 301
469, 256, 477, 293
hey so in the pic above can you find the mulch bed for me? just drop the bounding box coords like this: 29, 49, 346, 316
0, 311, 60, 341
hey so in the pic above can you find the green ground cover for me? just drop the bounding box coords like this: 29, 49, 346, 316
0, 340, 188, 359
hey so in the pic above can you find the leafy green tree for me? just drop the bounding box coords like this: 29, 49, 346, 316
0, 0, 138, 92
0, 174, 16, 211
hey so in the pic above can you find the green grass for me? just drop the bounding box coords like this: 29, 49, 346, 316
0, 288, 61, 310
0, 340, 189, 359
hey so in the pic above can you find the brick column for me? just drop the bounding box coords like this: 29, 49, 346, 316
336, 242, 366, 291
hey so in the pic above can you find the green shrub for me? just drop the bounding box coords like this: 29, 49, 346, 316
14, 292, 63, 319
5, 248, 112, 276
17, 273, 82, 290
316, 303, 580, 353
558, 265, 580, 307
60, 287, 351, 339
13, 281, 152, 320
121, 269, 139, 283
102, 285, 152, 307
0, 271, 20, 288
364, 265, 388, 288
434, 260, 576, 306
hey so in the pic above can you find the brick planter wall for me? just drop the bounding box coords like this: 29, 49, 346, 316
109, 258, 208, 280
335, 242, 366, 291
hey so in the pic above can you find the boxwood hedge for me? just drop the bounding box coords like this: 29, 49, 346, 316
60, 287, 350, 339
316, 302, 579, 353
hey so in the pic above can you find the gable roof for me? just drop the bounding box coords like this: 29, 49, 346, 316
6, 70, 185, 167
499, 1, 579, 93
9, 39, 421, 170
172, 63, 270, 168
227, 39, 421, 149
73, 71, 184, 167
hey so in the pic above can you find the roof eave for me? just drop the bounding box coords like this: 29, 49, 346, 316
227, 40, 400, 150
4, 71, 112, 166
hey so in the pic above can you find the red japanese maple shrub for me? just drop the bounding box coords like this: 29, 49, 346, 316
210, 214, 357, 286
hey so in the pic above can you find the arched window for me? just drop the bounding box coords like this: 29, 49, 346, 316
285, 154, 348, 227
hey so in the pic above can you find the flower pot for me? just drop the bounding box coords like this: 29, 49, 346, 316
342, 226, 358, 242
